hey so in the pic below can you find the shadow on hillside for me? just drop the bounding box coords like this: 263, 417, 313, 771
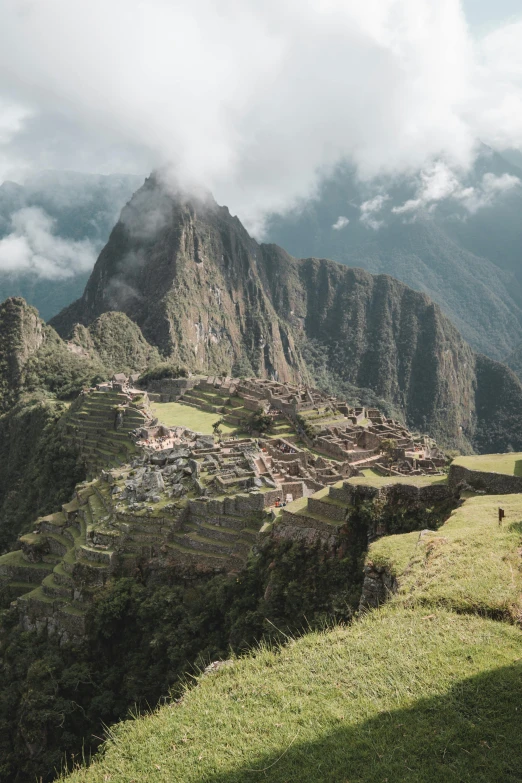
513, 459, 522, 477
201, 661, 522, 783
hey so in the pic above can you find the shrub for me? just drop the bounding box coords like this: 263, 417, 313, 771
139, 363, 188, 384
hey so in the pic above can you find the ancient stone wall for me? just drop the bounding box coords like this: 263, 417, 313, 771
145, 378, 198, 401
448, 464, 522, 494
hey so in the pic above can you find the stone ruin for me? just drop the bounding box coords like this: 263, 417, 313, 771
0, 375, 448, 644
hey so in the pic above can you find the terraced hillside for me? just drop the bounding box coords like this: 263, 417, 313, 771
64, 388, 152, 477
63, 469, 522, 783
0, 486, 101, 639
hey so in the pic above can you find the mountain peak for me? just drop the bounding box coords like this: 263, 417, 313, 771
50, 176, 522, 452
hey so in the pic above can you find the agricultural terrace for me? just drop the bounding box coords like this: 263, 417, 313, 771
452, 453, 522, 476
349, 470, 447, 487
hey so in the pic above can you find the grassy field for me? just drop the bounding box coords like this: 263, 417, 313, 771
64, 491, 522, 783
452, 452, 522, 476
151, 402, 237, 435
348, 472, 447, 487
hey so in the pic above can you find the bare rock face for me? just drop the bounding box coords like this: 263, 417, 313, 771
50, 174, 522, 452
140, 470, 165, 495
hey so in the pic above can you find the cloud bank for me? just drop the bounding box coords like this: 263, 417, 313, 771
0, 208, 97, 279
0, 1, 522, 230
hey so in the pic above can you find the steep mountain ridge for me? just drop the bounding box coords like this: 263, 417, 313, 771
52, 180, 305, 382
266, 150, 522, 359
51, 175, 522, 452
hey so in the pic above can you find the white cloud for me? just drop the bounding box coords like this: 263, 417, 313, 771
360, 194, 389, 230
457, 171, 521, 211
392, 162, 521, 215
0, 207, 97, 279
332, 216, 350, 230
0, 2, 522, 229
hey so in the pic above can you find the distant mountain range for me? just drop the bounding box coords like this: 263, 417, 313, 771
50, 174, 522, 453
266, 146, 522, 361
0, 171, 142, 320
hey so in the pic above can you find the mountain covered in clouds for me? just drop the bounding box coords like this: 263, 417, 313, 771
0, 171, 143, 320
266, 147, 522, 361
51, 173, 522, 454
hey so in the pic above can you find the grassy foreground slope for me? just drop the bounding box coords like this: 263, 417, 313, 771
65, 494, 522, 783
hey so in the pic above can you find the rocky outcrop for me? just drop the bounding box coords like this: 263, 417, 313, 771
358, 562, 398, 611
0, 297, 45, 409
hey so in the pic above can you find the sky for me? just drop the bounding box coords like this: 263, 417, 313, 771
463, 0, 522, 31
0, 0, 522, 234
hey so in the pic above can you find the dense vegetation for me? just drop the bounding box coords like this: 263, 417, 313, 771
0, 395, 84, 552
0, 531, 368, 782
0, 298, 166, 553
138, 362, 188, 383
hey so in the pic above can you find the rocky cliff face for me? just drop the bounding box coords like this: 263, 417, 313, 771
51, 175, 522, 452
505, 341, 522, 382
265, 150, 522, 361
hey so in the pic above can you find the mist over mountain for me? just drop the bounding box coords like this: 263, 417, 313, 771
50, 174, 522, 453
265, 147, 522, 361
0, 171, 142, 320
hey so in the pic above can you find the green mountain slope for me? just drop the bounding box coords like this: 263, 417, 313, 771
0, 298, 159, 550
50, 175, 522, 452
505, 341, 522, 381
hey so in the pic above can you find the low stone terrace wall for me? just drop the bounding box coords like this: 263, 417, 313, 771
449, 464, 522, 494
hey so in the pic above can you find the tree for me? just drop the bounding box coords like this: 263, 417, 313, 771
380, 438, 397, 458
247, 409, 274, 435
212, 418, 224, 438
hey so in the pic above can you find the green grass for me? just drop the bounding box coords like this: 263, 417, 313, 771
64, 608, 522, 783
348, 473, 447, 487
369, 493, 522, 620
0, 550, 54, 570
150, 402, 237, 435
452, 452, 522, 476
